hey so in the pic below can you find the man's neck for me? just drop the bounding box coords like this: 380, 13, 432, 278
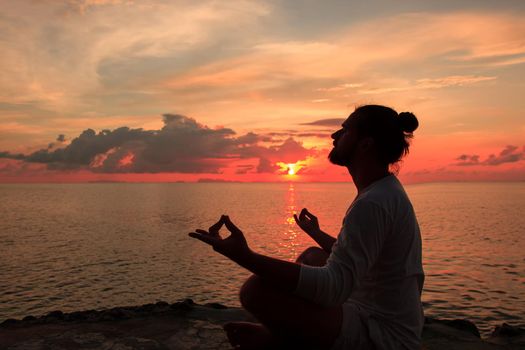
348, 164, 390, 194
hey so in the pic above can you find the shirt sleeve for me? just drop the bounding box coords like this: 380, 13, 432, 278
294, 199, 391, 306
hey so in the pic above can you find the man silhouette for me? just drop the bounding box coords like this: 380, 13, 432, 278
190, 105, 425, 349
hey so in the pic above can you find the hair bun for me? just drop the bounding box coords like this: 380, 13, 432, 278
398, 112, 419, 133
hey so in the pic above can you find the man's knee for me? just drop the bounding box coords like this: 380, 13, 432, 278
239, 274, 266, 311
296, 246, 325, 265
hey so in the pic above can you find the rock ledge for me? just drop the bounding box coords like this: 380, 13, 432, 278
1, 300, 523, 349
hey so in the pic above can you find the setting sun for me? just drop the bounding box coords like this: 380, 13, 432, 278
288, 164, 296, 175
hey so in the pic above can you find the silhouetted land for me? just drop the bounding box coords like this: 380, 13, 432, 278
1, 299, 524, 349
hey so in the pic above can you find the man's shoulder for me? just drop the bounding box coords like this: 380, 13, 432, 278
351, 177, 412, 218
366, 176, 408, 201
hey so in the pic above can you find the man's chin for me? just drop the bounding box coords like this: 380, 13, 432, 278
328, 150, 349, 167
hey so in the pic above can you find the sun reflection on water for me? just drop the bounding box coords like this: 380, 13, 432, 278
279, 182, 301, 261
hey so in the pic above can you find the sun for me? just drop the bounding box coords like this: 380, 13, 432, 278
277, 161, 302, 177
287, 163, 296, 175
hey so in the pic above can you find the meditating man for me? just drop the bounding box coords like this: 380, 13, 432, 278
189, 105, 425, 350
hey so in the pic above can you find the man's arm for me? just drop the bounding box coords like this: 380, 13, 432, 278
189, 215, 300, 292
307, 229, 336, 253
295, 201, 390, 306
237, 249, 301, 292
294, 208, 336, 253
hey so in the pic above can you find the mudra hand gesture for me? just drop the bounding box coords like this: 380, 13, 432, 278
189, 215, 251, 264
293, 208, 321, 237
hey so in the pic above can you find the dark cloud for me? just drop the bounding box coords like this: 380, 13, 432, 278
300, 118, 345, 127
0, 151, 25, 160
0, 114, 316, 174
297, 132, 331, 138
236, 132, 273, 144
266, 130, 298, 136
264, 130, 331, 141
484, 145, 524, 165
56, 134, 66, 142
235, 164, 254, 174
256, 157, 279, 173
454, 154, 481, 166
454, 145, 525, 166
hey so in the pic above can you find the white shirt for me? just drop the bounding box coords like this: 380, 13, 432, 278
294, 175, 425, 350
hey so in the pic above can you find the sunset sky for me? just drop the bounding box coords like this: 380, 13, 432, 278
1, 0, 524, 182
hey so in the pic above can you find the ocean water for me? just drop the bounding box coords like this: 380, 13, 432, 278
0, 182, 524, 336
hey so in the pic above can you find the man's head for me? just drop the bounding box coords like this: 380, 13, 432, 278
329, 105, 419, 171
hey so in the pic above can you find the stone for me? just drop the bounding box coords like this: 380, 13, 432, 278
2, 301, 524, 350
491, 323, 525, 338
203, 302, 228, 309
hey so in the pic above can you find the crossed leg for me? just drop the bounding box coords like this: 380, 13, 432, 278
225, 247, 342, 350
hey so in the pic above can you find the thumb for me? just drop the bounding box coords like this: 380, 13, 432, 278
223, 215, 242, 236
305, 209, 318, 220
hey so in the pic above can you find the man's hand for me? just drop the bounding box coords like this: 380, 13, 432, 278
189, 215, 252, 264
190, 215, 301, 292
294, 208, 321, 237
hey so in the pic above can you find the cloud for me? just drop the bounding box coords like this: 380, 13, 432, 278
0, 0, 271, 111
0, 114, 316, 174
485, 145, 525, 166
359, 75, 497, 94
296, 132, 331, 138
300, 118, 345, 127
56, 134, 66, 142
416, 75, 497, 88
256, 158, 279, 173
316, 83, 363, 92
66, 0, 129, 15
454, 154, 481, 166
454, 145, 525, 166
235, 164, 254, 174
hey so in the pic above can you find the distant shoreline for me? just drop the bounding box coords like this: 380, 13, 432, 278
1, 180, 524, 184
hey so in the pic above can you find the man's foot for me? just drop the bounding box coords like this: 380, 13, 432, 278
223, 322, 279, 350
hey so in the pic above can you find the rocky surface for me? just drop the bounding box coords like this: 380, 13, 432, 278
1, 300, 524, 349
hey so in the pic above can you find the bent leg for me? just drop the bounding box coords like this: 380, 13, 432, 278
295, 246, 329, 266
234, 247, 337, 348
239, 274, 342, 349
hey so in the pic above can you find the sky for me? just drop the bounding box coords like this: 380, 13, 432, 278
0, 0, 524, 183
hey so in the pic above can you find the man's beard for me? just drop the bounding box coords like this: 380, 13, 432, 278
329, 140, 360, 167
328, 147, 350, 166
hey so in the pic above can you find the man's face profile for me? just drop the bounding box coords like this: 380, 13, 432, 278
328, 115, 358, 167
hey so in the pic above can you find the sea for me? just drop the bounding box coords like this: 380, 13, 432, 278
0, 182, 524, 336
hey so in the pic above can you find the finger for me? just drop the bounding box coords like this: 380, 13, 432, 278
223, 215, 242, 236
188, 232, 219, 246
293, 213, 300, 224
209, 215, 225, 233
196, 228, 220, 237
305, 209, 317, 220
195, 229, 219, 236
299, 208, 307, 221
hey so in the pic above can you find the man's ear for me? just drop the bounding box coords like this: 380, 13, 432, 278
360, 137, 374, 151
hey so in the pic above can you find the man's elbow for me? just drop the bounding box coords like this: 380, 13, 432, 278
316, 277, 353, 307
